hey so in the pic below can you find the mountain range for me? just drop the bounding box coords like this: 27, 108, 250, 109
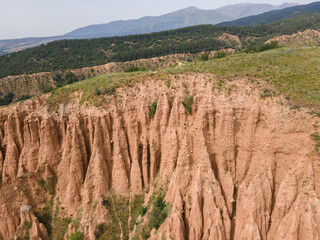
0, 2, 297, 55
218, 1, 320, 26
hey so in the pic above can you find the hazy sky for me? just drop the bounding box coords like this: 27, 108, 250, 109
0, 0, 315, 40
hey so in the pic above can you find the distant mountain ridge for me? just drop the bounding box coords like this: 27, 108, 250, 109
218, 1, 320, 26
0, 2, 298, 55
64, 3, 297, 39
216, 2, 296, 19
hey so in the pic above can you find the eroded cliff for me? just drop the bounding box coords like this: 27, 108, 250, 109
0, 73, 319, 240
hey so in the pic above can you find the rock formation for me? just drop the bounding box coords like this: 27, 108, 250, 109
0, 73, 319, 239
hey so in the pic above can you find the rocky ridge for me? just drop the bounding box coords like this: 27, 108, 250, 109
0, 73, 320, 239
266, 29, 320, 46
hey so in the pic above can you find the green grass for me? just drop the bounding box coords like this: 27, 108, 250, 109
46, 46, 320, 107
129, 194, 145, 231
46, 72, 142, 107
167, 47, 320, 106
98, 193, 130, 240
69, 231, 84, 240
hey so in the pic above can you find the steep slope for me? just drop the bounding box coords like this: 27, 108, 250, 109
218, 1, 320, 26
0, 47, 320, 239
266, 29, 320, 46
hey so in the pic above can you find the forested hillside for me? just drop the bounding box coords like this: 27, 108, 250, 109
0, 14, 320, 78
218, 1, 320, 26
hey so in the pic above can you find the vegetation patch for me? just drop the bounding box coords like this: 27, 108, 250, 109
46, 72, 139, 107
129, 194, 145, 231
23, 221, 32, 230
200, 52, 209, 61
37, 175, 57, 195
53, 217, 71, 240
244, 41, 279, 53
182, 92, 195, 114
311, 132, 320, 152
148, 195, 170, 230
260, 88, 274, 99
132, 190, 172, 240
167, 47, 320, 106
98, 193, 129, 240
69, 231, 84, 240
34, 200, 53, 236
149, 101, 158, 118
0, 92, 14, 106
214, 51, 227, 59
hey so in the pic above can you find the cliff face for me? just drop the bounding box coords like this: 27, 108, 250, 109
0, 73, 319, 240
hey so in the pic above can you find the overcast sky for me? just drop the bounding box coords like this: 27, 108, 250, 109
0, 0, 315, 40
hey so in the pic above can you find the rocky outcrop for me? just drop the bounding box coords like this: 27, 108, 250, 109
266, 29, 320, 47
0, 73, 319, 239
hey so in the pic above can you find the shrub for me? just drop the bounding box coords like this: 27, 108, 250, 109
23, 221, 32, 230
182, 93, 194, 114
149, 101, 158, 118
139, 206, 147, 217
65, 72, 79, 84
148, 195, 168, 230
200, 52, 209, 61
244, 41, 279, 53
69, 231, 84, 240
94, 87, 101, 96
214, 51, 227, 59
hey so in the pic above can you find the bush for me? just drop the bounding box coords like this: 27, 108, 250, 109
182, 93, 194, 114
69, 231, 84, 240
94, 87, 101, 96
23, 221, 32, 230
65, 72, 79, 84
244, 41, 279, 53
214, 51, 227, 59
200, 52, 209, 61
149, 101, 157, 118
148, 196, 168, 230
139, 206, 147, 217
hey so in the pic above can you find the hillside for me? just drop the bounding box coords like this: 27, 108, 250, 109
216, 2, 297, 19
1, 13, 320, 81
65, 3, 296, 39
1, 46, 320, 240
64, 6, 231, 39
218, 1, 320, 26
0, 2, 297, 55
